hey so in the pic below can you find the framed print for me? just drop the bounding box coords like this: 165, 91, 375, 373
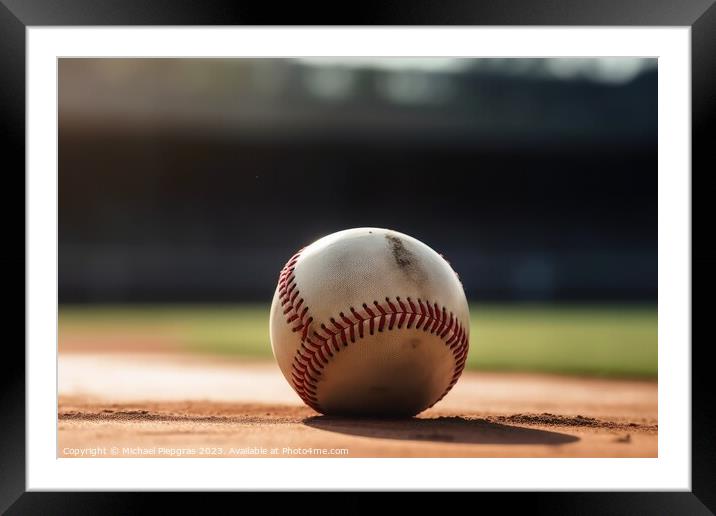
2, 0, 714, 512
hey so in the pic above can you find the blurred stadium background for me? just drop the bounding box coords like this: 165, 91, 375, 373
58, 58, 657, 377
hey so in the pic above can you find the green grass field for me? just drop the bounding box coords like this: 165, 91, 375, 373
59, 304, 657, 378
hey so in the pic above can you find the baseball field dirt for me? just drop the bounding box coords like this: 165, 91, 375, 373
58, 352, 657, 458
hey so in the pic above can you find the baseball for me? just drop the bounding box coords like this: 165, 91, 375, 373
269, 228, 470, 417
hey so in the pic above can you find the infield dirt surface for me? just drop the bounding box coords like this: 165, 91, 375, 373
58, 352, 657, 458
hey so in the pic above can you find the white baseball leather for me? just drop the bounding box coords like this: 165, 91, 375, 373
269, 228, 470, 416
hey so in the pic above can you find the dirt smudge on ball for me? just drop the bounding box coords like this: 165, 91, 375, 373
386, 234, 414, 268
385, 233, 427, 285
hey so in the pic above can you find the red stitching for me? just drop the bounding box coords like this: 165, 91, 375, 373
292, 299, 468, 413
277, 248, 469, 414
277, 248, 328, 410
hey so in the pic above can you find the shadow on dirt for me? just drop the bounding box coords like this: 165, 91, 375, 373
303, 415, 580, 445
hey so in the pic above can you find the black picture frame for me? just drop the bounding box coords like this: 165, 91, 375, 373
2, 0, 713, 512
